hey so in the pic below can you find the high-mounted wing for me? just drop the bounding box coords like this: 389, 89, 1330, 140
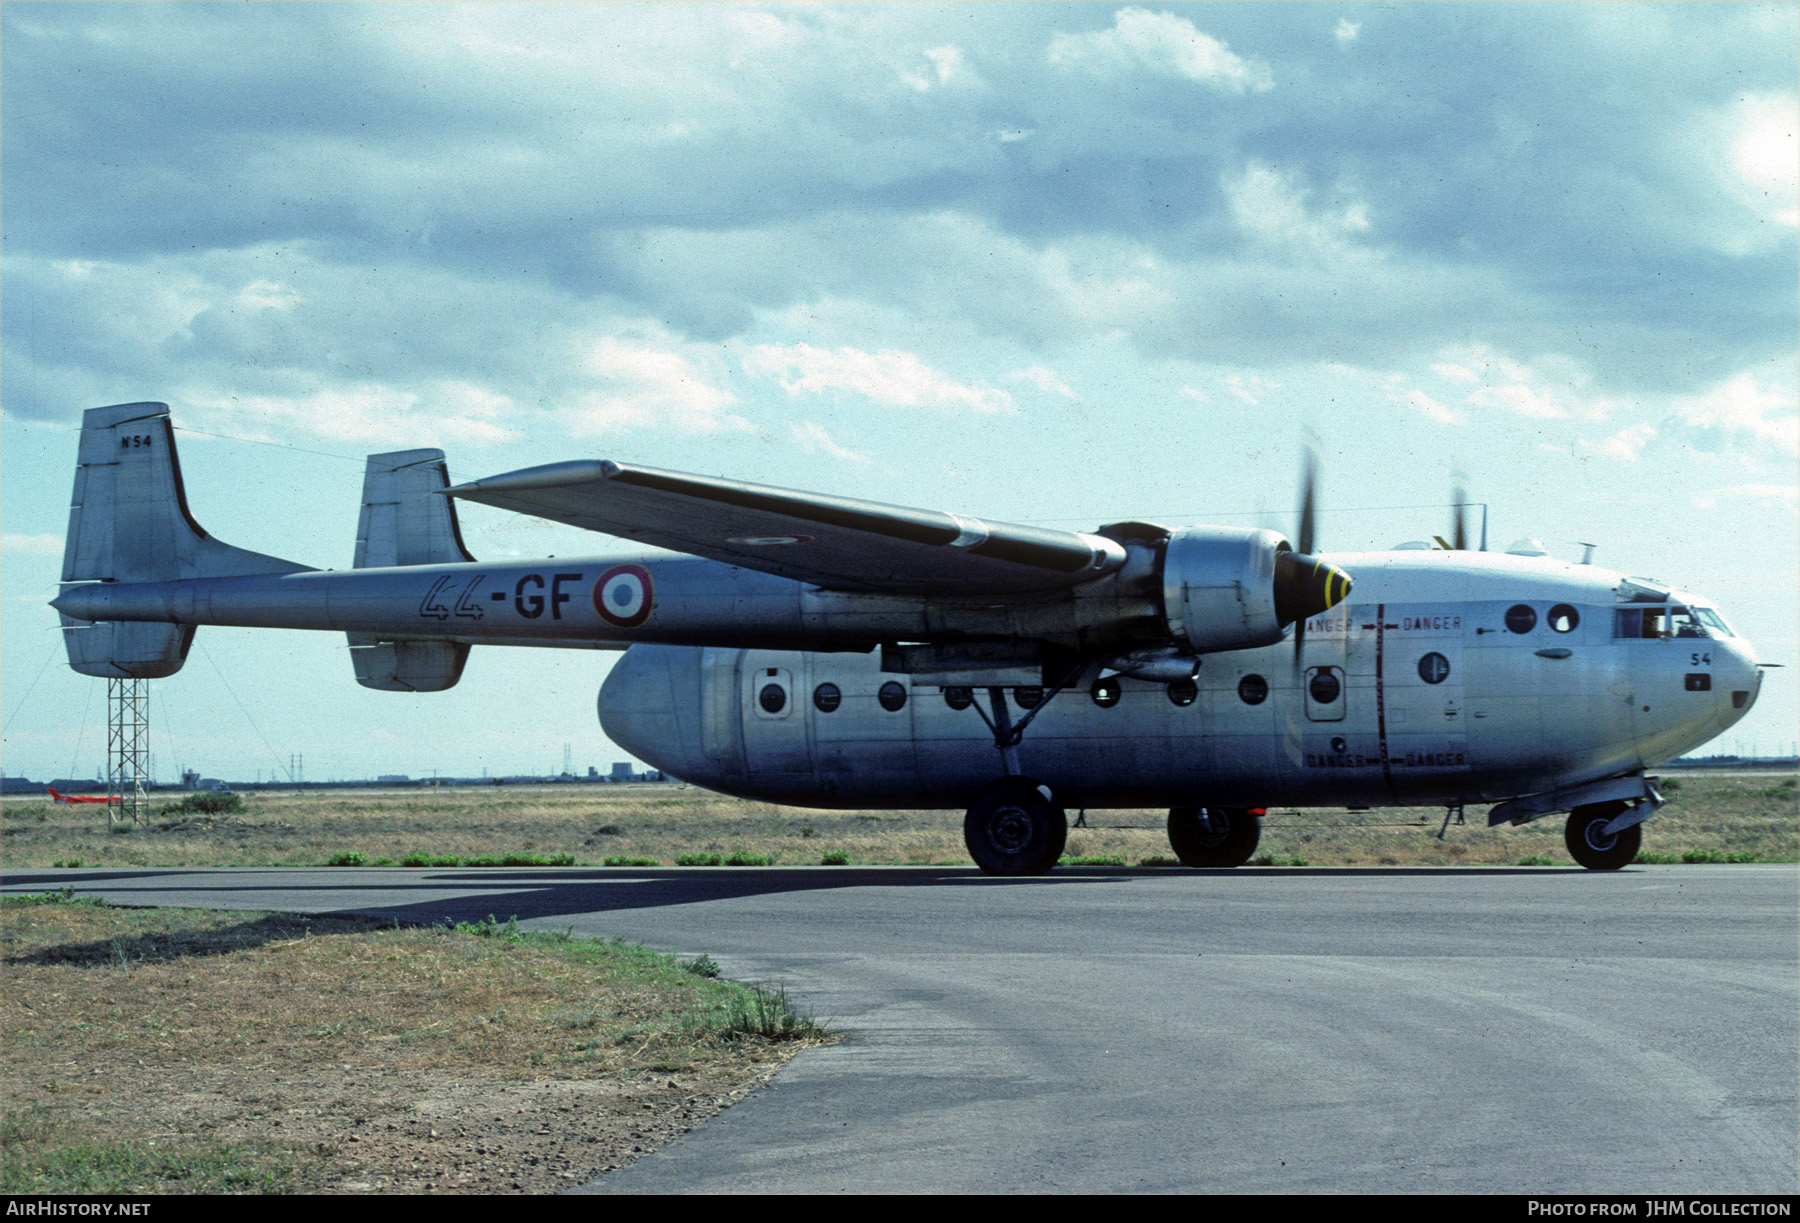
444, 460, 1125, 595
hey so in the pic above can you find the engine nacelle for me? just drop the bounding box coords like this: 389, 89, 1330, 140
1160, 526, 1291, 654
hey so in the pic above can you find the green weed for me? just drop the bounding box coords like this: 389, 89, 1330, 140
819, 852, 849, 866
675, 853, 723, 867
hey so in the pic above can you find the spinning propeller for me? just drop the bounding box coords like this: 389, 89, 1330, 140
1275, 446, 1351, 670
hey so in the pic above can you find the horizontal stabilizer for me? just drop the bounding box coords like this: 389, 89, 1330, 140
445, 460, 1126, 595
348, 636, 470, 692
60, 619, 195, 680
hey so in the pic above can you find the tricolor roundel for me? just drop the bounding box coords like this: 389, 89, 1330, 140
594, 564, 654, 628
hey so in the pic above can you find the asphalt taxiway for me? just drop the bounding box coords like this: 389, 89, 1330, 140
5, 865, 1794, 1194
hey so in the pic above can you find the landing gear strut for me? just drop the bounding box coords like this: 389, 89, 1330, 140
1564, 800, 1641, 871
1167, 806, 1262, 868
957, 674, 1082, 876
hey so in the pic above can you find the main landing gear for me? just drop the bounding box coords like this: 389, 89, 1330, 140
964, 776, 1067, 876
1564, 800, 1641, 871
1167, 806, 1262, 868
960, 681, 1074, 876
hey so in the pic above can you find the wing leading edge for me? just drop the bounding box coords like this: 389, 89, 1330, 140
444, 460, 1125, 595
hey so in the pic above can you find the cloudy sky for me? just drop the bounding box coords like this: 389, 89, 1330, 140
3, 2, 1796, 783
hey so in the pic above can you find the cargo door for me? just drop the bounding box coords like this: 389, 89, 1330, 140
741, 651, 815, 783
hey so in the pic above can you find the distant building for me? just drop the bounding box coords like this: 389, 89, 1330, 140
611, 762, 634, 780
377, 774, 412, 784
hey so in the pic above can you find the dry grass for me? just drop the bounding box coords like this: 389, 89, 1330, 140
0, 895, 828, 1194
2, 772, 1793, 869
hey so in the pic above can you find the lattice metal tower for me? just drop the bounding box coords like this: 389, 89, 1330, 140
106, 677, 151, 825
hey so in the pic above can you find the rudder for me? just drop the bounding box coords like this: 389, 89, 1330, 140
59, 402, 305, 678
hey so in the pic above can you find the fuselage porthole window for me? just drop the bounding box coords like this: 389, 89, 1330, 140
1237, 674, 1269, 705
812, 683, 841, 713
1505, 604, 1537, 634
878, 681, 908, 712
1167, 678, 1198, 707
1418, 652, 1450, 684
758, 683, 787, 715
1091, 677, 1122, 708
943, 686, 973, 711
1548, 604, 1580, 633
1013, 686, 1044, 710
1308, 670, 1341, 704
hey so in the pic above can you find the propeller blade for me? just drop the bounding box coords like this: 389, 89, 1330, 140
1297, 447, 1317, 558
1451, 477, 1468, 551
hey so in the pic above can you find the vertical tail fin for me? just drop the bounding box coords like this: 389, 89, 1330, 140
353, 449, 475, 569
347, 448, 474, 691
59, 402, 306, 678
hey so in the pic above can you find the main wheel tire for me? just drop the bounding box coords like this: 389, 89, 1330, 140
964, 777, 1067, 876
1564, 801, 1641, 870
1168, 806, 1262, 868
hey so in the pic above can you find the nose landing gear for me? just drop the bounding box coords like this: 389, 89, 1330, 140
1564, 800, 1642, 870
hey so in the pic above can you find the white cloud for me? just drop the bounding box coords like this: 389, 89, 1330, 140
1403, 389, 1461, 425
1009, 365, 1076, 398
1048, 8, 1272, 93
1729, 93, 1799, 228
2, 533, 65, 557
1179, 386, 1211, 403
1581, 422, 1657, 461
789, 421, 869, 464
1672, 373, 1799, 455
1223, 373, 1279, 405
743, 343, 1013, 413
1445, 344, 1621, 421
568, 338, 746, 436
1693, 482, 1800, 510
193, 384, 522, 448
1335, 19, 1360, 45
1223, 162, 1372, 257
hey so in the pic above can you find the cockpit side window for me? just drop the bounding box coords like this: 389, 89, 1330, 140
1614, 607, 1671, 639
1668, 606, 1708, 639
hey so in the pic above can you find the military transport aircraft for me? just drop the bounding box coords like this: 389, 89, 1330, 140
51, 402, 1763, 874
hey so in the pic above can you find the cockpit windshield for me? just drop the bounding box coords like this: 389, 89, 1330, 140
1692, 606, 1735, 637
1613, 605, 1720, 640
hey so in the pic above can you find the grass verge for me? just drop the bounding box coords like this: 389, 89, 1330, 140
2, 895, 828, 1194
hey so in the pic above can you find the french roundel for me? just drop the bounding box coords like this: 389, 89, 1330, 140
594, 564, 654, 628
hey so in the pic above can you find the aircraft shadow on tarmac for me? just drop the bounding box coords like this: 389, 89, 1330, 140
6, 864, 1581, 929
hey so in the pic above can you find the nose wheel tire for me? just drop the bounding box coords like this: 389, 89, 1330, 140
1168, 806, 1262, 868
1565, 801, 1641, 871
964, 777, 1067, 876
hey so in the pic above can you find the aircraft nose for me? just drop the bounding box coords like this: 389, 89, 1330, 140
1716, 635, 1762, 721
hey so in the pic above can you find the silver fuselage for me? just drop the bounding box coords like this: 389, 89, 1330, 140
598, 550, 1761, 809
